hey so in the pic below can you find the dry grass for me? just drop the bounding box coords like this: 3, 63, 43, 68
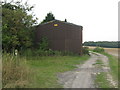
86, 46, 119, 58
104, 48, 119, 58
2, 53, 30, 88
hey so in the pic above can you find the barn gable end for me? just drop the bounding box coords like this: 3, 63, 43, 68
35, 20, 83, 55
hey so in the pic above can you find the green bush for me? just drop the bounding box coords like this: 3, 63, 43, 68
82, 47, 89, 55
62, 51, 76, 56
39, 37, 49, 51
93, 47, 104, 53
22, 48, 78, 56
24, 49, 33, 56
35, 49, 53, 56
34, 49, 77, 56
53, 51, 63, 56
20, 35, 80, 56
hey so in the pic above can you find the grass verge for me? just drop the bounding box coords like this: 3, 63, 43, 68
95, 72, 112, 88
94, 58, 111, 88
93, 51, 118, 88
101, 52, 118, 82
26, 55, 89, 88
92, 59, 105, 68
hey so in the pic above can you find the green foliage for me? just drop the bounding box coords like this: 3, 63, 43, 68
53, 51, 76, 56
41, 12, 55, 24
23, 49, 34, 57
22, 49, 78, 57
93, 47, 104, 53
39, 37, 49, 51
21, 36, 79, 56
2, 1, 37, 52
82, 47, 89, 55
34, 49, 52, 56
21, 35, 80, 56
83, 41, 120, 48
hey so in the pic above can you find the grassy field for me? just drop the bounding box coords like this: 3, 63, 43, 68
2, 54, 89, 88
26, 55, 89, 88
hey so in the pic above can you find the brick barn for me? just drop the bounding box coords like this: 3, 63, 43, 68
35, 20, 83, 55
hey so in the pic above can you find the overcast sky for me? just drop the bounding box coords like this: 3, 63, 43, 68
11, 0, 119, 42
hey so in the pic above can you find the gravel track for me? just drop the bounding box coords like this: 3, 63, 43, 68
58, 52, 117, 88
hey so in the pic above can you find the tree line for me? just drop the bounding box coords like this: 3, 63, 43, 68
2, 0, 56, 53
83, 41, 120, 48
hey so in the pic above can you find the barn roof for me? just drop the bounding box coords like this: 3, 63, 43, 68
38, 19, 82, 27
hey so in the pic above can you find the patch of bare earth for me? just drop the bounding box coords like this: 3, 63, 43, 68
58, 52, 118, 88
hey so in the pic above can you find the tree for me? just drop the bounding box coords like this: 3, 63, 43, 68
41, 12, 55, 24
2, 1, 37, 52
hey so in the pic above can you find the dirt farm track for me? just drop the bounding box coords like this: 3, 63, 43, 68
86, 46, 120, 58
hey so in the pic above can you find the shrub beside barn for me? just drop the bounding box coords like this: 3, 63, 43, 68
35, 20, 83, 55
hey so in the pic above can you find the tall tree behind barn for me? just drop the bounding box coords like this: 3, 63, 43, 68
35, 20, 83, 55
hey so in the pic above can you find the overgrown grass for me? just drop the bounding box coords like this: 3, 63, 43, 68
92, 48, 118, 88
26, 55, 89, 88
94, 58, 111, 88
2, 52, 89, 88
2, 53, 30, 88
94, 59, 113, 88
95, 72, 112, 88
90, 47, 118, 82
22, 49, 79, 57
101, 52, 118, 82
